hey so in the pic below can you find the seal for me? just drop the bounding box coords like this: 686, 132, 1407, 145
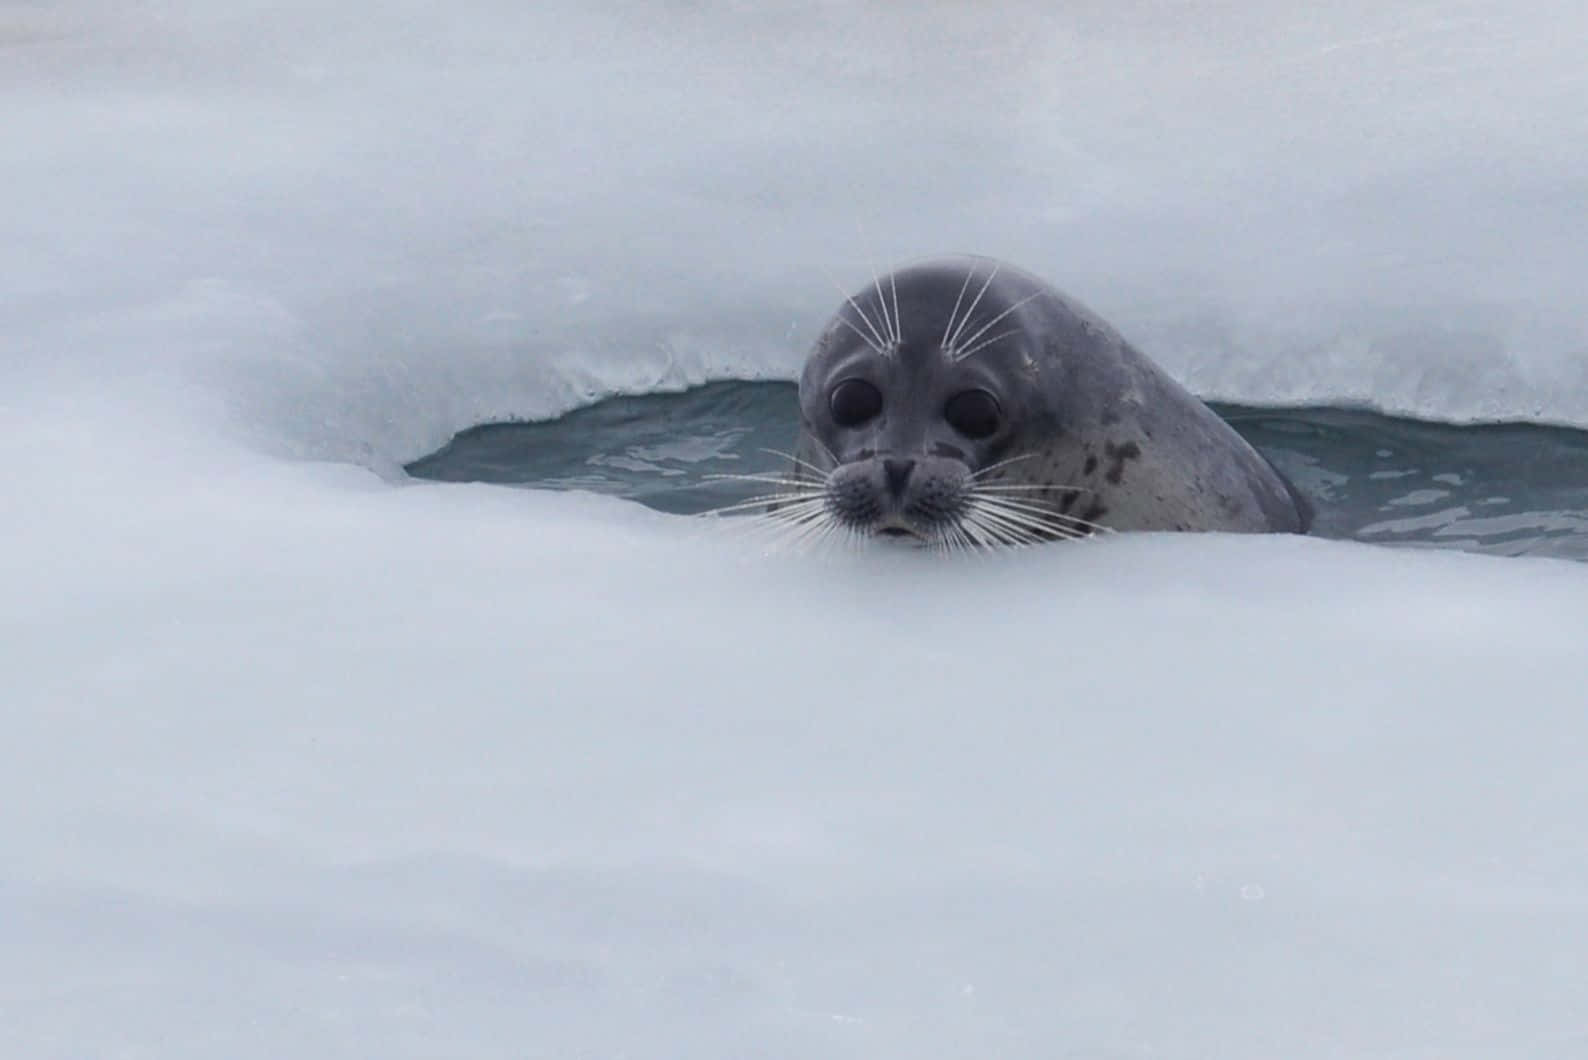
776, 256, 1312, 547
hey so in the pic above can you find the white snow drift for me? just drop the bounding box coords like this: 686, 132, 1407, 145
5, 2, 1588, 1057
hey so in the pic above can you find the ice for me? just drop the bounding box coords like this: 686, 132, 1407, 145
7, 0, 1588, 449
6, 395, 1588, 1057
6, 1, 1588, 1056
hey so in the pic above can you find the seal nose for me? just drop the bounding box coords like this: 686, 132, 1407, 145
883, 458, 915, 499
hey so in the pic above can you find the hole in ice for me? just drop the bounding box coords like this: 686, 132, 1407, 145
406, 381, 1588, 561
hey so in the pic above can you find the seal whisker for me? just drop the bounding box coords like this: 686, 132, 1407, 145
972, 491, 1078, 514
955, 521, 981, 554
974, 497, 1097, 535
966, 505, 1047, 546
941, 265, 978, 350
719, 511, 789, 538
706, 496, 827, 518
828, 278, 890, 354
700, 486, 823, 504
976, 495, 1116, 534
759, 496, 831, 519
708, 502, 833, 538
950, 292, 1042, 361
951, 519, 984, 554
971, 483, 1095, 494
836, 314, 886, 356
712, 511, 831, 554
778, 505, 841, 526
969, 452, 1041, 479
971, 494, 1083, 532
960, 503, 1021, 549
971, 498, 1096, 541
866, 263, 899, 349
747, 495, 831, 516
954, 326, 1023, 361
959, 512, 1004, 551
702, 487, 824, 505
778, 518, 827, 553
793, 510, 848, 555
980, 516, 1079, 547
973, 516, 1026, 550
703, 472, 825, 489
978, 507, 1105, 539
699, 496, 824, 519
976, 509, 1018, 548
946, 263, 1000, 353
850, 215, 900, 348
759, 506, 837, 553
809, 435, 843, 471
943, 515, 977, 553
889, 267, 903, 347
814, 522, 844, 554
757, 447, 834, 481
705, 485, 825, 501
981, 521, 1032, 549
815, 259, 891, 355
969, 487, 1107, 522
821, 519, 854, 556
698, 486, 825, 510
843, 522, 867, 554
729, 492, 822, 515
940, 524, 964, 554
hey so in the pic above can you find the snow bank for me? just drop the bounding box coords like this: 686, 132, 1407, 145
5, 398, 1588, 1057
6, 0, 1588, 455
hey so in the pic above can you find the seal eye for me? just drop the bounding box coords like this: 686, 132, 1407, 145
944, 389, 1002, 439
829, 379, 883, 427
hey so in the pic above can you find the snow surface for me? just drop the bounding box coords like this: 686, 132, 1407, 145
8, 397, 1588, 1058
5, 2, 1588, 1057
8, 0, 1588, 451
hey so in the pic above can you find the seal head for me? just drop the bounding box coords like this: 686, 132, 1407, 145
791, 257, 1311, 544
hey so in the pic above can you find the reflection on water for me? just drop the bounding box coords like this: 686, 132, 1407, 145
1224, 405, 1588, 560
406, 382, 798, 515
407, 382, 1588, 561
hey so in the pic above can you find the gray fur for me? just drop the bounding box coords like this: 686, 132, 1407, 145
792, 256, 1311, 540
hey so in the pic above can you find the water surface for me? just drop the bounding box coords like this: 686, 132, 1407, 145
407, 382, 1588, 561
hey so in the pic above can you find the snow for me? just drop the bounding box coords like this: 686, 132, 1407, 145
8, 395, 1588, 1057
5, 2, 1588, 1056
9, 0, 1588, 447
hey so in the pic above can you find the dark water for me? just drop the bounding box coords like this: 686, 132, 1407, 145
407, 381, 1588, 562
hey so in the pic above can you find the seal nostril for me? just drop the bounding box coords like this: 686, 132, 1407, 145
883, 458, 915, 498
